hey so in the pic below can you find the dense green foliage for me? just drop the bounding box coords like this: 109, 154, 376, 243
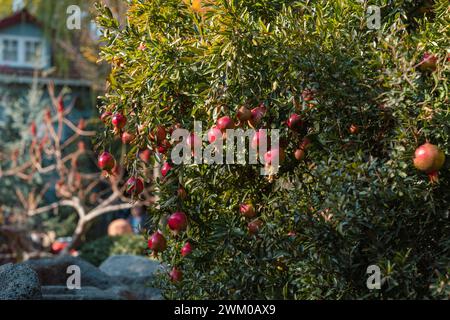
79, 234, 147, 266
97, 0, 449, 299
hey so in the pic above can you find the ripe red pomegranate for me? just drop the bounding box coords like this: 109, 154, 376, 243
419, 53, 438, 72
181, 242, 192, 257
139, 149, 152, 163
121, 132, 135, 144
249, 104, 266, 127
100, 111, 112, 123
147, 231, 167, 253
264, 147, 285, 165
217, 116, 235, 131
98, 152, 116, 172
237, 106, 252, 122
413, 142, 445, 182
168, 211, 188, 233
112, 113, 127, 130
287, 113, 303, 132
207, 126, 223, 143
126, 177, 144, 196
248, 219, 263, 235
161, 162, 172, 177
169, 267, 183, 282
240, 203, 256, 218
250, 129, 268, 150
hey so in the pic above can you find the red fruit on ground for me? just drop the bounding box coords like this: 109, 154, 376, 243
168, 211, 188, 233
181, 242, 192, 257
98, 152, 116, 172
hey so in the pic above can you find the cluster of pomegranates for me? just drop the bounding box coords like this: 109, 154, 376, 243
413, 142, 445, 183
147, 211, 190, 282
98, 111, 147, 198
205, 101, 313, 171
240, 202, 263, 235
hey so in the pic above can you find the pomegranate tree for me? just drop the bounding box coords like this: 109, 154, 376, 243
96, 0, 450, 300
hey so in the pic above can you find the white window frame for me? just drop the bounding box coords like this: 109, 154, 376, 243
0, 35, 49, 69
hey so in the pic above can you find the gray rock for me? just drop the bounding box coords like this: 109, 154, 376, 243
25, 255, 120, 290
99, 255, 164, 300
0, 263, 42, 300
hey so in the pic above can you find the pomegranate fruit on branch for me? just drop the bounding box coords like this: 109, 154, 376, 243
413, 142, 445, 183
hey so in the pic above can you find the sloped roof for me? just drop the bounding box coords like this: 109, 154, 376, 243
0, 9, 42, 31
